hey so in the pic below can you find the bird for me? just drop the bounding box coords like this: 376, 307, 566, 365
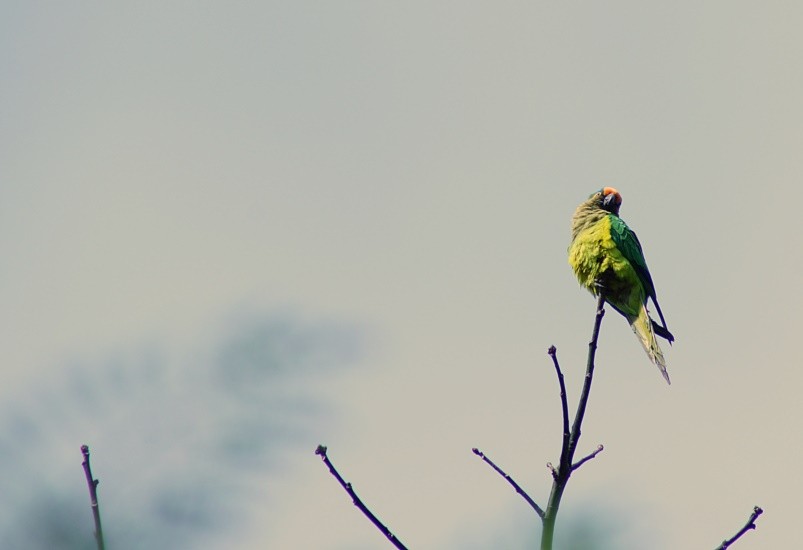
568, 187, 674, 384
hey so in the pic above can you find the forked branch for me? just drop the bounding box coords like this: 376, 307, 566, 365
473, 295, 606, 550
540, 294, 606, 550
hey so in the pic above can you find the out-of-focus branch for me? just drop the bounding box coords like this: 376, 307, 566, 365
315, 445, 408, 550
80, 445, 105, 550
472, 448, 545, 518
715, 506, 764, 550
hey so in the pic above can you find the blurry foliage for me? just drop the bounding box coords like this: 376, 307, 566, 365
0, 313, 360, 549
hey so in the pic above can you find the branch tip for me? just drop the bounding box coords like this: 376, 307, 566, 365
571, 444, 605, 471
80, 445, 105, 550
715, 505, 764, 549
549, 347, 571, 462
474, 447, 544, 518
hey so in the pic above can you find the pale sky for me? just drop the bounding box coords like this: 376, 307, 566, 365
2, 2, 802, 549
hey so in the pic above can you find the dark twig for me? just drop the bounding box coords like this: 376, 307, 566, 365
540, 294, 606, 550
472, 448, 545, 518
715, 506, 764, 549
571, 444, 604, 471
315, 445, 408, 550
548, 346, 570, 462
80, 445, 105, 550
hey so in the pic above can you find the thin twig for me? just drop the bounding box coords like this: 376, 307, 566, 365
472, 448, 545, 518
715, 506, 764, 550
571, 444, 604, 471
315, 445, 408, 550
548, 346, 570, 462
80, 445, 105, 550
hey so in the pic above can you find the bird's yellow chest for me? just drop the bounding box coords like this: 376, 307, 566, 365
568, 217, 633, 290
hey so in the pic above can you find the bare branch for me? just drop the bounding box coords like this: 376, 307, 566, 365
715, 506, 764, 550
315, 445, 408, 550
80, 445, 105, 550
571, 444, 604, 471
548, 346, 570, 459
541, 294, 606, 550
472, 448, 545, 518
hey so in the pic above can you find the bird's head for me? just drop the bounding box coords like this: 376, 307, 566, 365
572, 186, 622, 239
589, 187, 622, 216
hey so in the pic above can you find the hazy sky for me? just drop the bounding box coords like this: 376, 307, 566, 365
2, 2, 802, 548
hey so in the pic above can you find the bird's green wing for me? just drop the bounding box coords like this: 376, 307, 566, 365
607, 215, 656, 298
608, 214, 673, 342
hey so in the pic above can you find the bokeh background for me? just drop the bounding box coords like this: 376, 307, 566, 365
2, 2, 801, 548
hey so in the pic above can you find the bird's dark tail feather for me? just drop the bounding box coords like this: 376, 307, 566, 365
650, 298, 674, 344
651, 320, 674, 343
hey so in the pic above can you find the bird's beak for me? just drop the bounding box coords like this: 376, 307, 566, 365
600, 188, 621, 214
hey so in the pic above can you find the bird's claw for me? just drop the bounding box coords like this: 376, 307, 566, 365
592, 279, 607, 296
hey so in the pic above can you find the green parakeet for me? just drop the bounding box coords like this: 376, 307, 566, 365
568, 187, 674, 384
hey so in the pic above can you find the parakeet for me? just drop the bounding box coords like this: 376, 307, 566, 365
568, 187, 674, 384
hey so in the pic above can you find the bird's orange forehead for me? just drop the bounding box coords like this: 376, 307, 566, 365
602, 187, 622, 202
